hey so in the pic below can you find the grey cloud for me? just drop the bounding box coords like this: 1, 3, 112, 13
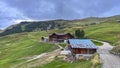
2, 0, 120, 19
0, 0, 120, 29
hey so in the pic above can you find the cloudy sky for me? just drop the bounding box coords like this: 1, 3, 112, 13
0, 0, 120, 29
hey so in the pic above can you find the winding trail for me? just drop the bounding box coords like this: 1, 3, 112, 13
12, 34, 61, 68
97, 41, 120, 68
12, 49, 60, 68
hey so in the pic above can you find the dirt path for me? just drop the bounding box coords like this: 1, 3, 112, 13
12, 34, 61, 68
54, 43, 63, 49
97, 41, 120, 68
13, 49, 60, 68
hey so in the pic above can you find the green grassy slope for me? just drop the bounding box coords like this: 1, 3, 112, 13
0, 15, 120, 67
39, 59, 92, 68
0, 31, 58, 68
50, 20, 120, 45
32, 53, 101, 68
2, 15, 119, 36
85, 20, 120, 44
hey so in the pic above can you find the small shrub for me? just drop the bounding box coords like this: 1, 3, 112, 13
91, 53, 102, 68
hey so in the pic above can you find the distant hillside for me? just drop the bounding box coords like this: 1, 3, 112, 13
51, 20, 120, 45
1, 15, 120, 36
0, 20, 70, 36
85, 20, 120, 44
0, 30, 3, 33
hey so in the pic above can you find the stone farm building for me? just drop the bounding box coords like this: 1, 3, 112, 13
61, 39, 97, 59
49, 33, 74, 42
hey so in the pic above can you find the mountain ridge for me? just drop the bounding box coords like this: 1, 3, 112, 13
0, 15, 120, 36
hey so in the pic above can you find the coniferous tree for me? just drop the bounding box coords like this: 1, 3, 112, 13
81, 30, 85, 38
75, 29, 85, 38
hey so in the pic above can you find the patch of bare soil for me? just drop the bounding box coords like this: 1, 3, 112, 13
14, 49, 61, 68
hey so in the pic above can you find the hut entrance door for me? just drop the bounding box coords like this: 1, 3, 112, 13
81, 49, 86, 54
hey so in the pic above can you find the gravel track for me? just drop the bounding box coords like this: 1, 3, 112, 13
97, 41, 120, 68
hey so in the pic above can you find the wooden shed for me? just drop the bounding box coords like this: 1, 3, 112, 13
68, 39, 97, 54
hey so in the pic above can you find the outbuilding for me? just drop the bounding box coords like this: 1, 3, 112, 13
67, 39, 97, 59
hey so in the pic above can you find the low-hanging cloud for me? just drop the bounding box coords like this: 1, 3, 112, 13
0, 0, 120, 29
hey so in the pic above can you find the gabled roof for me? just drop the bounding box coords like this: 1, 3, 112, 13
49, 33, 73, 36
68, 39, 97, 49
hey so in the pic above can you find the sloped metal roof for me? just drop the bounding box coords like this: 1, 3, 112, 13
69, 39, 97, 49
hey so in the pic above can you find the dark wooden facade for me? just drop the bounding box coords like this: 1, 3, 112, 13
49, 33, 74, 42
71, 48, 96, 54
67, 39, 97, 54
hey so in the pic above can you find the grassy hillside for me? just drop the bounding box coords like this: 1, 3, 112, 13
48, 20, 120, 45
2, 15, 120, 36
0, 31, 58, 68
0, 15, 120, 67
46, 20, 120, 45
40, 59, 92, 68
0, 20, 68, 36
85, 20, 120, 45
31, 53, 101, 68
